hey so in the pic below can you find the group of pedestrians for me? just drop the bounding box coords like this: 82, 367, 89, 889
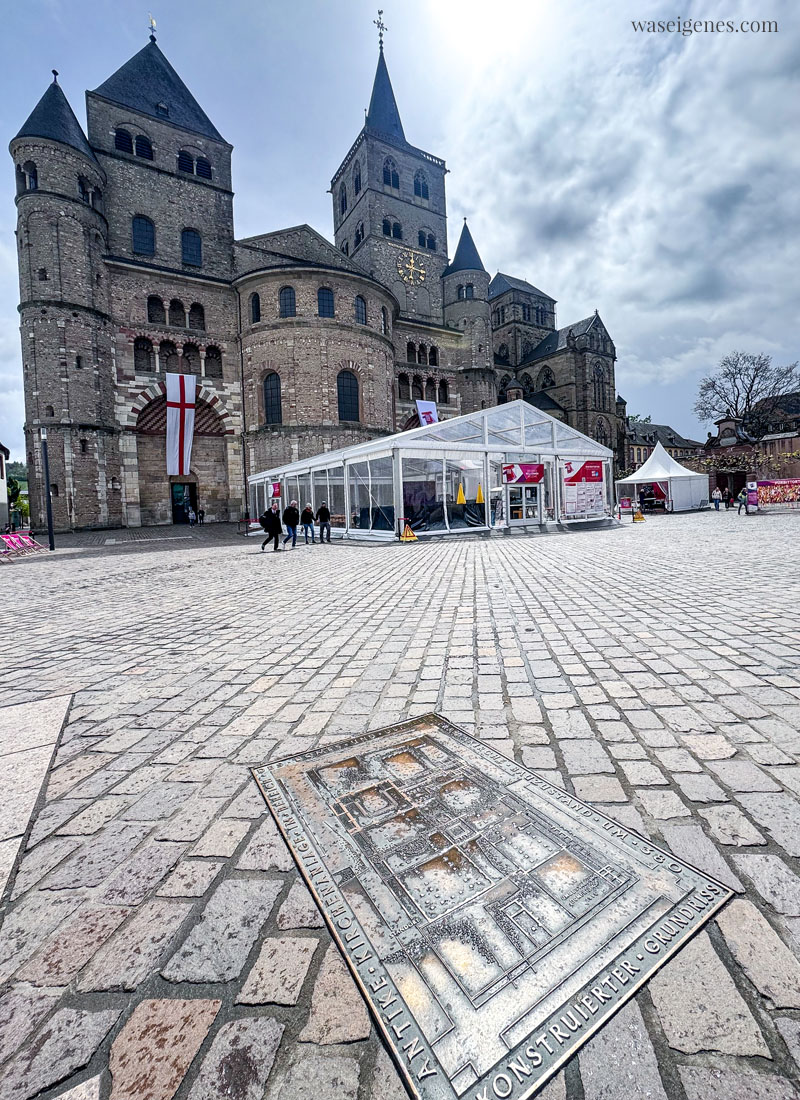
259, 499, 332, 551
711, 486, 750, 514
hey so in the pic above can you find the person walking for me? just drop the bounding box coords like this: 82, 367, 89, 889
260, 502, 282, 551
316, 499, 332, 543
282, 499, 300, 549
187, 506, 197, 527
198, 507, 205, 525
722, 486, 732, 510
712, 487, 722, 510
737, 488, 749, 515
300, 503, 316, 545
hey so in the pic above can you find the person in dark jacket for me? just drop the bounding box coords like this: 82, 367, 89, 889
283, 500, 300, 548
316, 500, 332, 543
300, 503, 316, 544
260, 502, 282, 552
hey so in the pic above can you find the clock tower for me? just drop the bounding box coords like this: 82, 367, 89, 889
330, 41, 448, 322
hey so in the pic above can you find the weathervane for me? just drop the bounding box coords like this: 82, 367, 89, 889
148, 13, 157, 41
374, 9, 387, 49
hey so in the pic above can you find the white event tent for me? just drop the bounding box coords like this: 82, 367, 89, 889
616, 441, 709, 512
249, 400, 614, 540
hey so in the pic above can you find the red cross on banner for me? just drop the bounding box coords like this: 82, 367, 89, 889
165, 373, 197, 476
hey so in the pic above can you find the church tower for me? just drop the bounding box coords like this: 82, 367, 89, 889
442, 221, 496, 412
10, 73, 117, 530
330, 38, 448, 322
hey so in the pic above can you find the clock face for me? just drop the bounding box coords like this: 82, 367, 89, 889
397, 250, 426, 285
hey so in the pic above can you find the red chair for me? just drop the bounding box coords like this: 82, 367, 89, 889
1, 534, 32, 556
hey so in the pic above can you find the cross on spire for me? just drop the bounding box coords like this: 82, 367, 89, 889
374, 9, 387, 50
148, 13, 157, 42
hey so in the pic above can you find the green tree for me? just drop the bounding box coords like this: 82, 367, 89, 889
7, 476, 21, 509
627, 413, 652, 424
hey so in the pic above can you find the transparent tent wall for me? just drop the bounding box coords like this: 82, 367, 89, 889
328, 467, 345, 527
369, 456, 394, 531
445, 452, 488, 529
400, 453, 447, 531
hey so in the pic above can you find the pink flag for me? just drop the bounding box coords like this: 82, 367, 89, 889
165, 373, 196, 476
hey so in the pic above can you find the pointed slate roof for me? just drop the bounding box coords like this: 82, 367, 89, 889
489, 272, 555, 301
14, 77, 96, 162
91, 39, 225, 142
443, 222, 486, 276
521, 315, 603, 365
365, 48, 405, 143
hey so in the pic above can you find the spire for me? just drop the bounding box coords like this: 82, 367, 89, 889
443, 220, 486, 275
365, 48, 405, 143
13, 77, 96, 162
91, 39, 225, 142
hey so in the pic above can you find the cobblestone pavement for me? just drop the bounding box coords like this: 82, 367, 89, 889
1, 510, 800, 1100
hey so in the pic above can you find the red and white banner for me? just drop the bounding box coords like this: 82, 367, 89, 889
563, 460, 603, 484
166, 373, 196, 476
503, 463, 544, 484
415, 399, 438, 425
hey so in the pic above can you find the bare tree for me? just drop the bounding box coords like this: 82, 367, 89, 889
694, 352, 800, 439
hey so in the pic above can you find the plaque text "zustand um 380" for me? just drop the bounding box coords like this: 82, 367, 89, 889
253, 715, 731, 1100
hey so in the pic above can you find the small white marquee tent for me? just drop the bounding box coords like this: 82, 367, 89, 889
616, 441, 709, 511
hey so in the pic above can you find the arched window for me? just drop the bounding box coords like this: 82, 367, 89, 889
24, 161, 38, 190
425, 379, 436, 401
522, 304, 531, 322
177, 150, 194, 173
195, 157, 212, 179
134, 337, 153, 372
160, 340, 179, 371
279, 286, 296, 317
537, 367, 555, 390
181, 229, 202, 267
114, 129, 133, 153
412, 375, 423, 399
15, 165, 26, 195
250, 292, 261, 324
339, 184, 347, 216
417, 345, 428, 366
392, 222, 402, 240
354, 295, 367, 325
263, 372, 282, 424
181, 343, 200, 375
498, 343, 509, 362
429, 346, 438, 366
78, 178, 91, 203
398, 374, 410, 400
169, 299, 185, 327
317, 287, 335, 318
406, 342, 416, 362
354, 223, 364, 248
595, 418, 609, 447
382, 218, 391, 237
381, 306, 388, 335
427, 234, 436, 251
413, 170, 429, 200
147, 296, 165, 324
45, 405, 54, 418
593, 363, 607, 410
383, 157, 399, 189
464, 284, 474, 299
438, 379, 449, 404
353, 161, 361, 195
337, 369, 359, 422
135, 135, 153, 160
132, 216, 155, 255
457, 285, 465, 300
205, 346, 223, 379
79, 439, 88, 454
91, 188, 102, 212
418, 230, 426, 248
341, 242, 350, 256
188, 303, 205, 330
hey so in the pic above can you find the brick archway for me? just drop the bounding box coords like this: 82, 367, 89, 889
125, 381, 235, 435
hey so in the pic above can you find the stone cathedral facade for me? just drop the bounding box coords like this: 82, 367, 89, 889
10, 35, 623, 529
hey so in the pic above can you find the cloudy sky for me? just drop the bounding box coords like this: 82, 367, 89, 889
0, 0, 796, 459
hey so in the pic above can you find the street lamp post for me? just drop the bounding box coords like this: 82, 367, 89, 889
40, 428, 55, 551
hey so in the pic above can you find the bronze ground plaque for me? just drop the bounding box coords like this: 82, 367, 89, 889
253, 714, 732, 1100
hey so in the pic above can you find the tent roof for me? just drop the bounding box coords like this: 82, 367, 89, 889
617, 441, 705, 484
250, 399, 612, 481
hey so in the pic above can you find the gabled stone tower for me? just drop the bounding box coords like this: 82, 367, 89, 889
442, 221, 496, 412
10, 73, 118, 529
330, 45, 448, 322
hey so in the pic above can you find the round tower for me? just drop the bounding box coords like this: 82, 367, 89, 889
10, 72, 118, 530
442, 221, 496, 412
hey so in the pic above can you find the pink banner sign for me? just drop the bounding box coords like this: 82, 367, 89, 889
503, 463, 544, 484
270, 482, 281, 498
563, 460, 603, 485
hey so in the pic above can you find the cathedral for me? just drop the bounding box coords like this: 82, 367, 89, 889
10, 31, 624, 529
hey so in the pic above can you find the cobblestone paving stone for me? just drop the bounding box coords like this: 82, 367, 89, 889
1, 511, 800, 1097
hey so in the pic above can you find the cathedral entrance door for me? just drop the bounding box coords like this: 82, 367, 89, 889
508, 484, 539, 525
171, 483, 197, 524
